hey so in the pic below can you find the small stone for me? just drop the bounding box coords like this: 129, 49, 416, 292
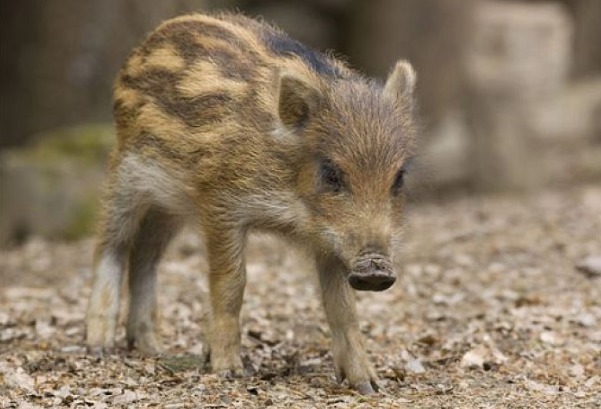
405, 358, 426, 374
112, 390, 138, 405
460, 346, 487, 369
524, 379, 559, 395
0, 328, 17, 342
53, 385, 71, 398
575, 313, 596, 327
584, 375, 599, 389
17, 403, 43, 409
569, 364, 585, 378
589, 331, 601, 342
60, 345, 85, 353
0, 312, 11, 326
432, 292, 465, 305
34, 319, 55, 339
1, 365, 35, 393
576, 256, 601, 277
164, 403, 185, 409
454, 253, 474, 267
540, 331, 565, 346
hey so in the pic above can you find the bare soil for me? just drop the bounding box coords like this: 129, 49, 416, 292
1, 186, 600, 408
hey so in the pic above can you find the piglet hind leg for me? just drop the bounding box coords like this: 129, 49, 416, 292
86, 170, 149, 353
126, 206, 181, 355
204, 226, 248, 378
86, 246, 127, 353
317, 256, 380, 395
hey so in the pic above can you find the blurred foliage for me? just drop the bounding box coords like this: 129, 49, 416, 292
0, 124, 112, 245
26, 124, 114, 165
0, 0, 600, 244
63, 197, 100, 241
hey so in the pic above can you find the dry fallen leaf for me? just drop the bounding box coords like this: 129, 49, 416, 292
524, 379, 559, 396
0, 365, 36, 394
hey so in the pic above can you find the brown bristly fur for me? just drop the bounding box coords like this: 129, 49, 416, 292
86, 12, 417, 395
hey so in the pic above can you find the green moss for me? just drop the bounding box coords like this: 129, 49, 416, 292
62, 197, 100, 240
158, 354, 208, 373
0, 124, 113, 242
25, 124, 115, 165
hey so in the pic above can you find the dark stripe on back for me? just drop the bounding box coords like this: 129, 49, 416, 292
121, 69, 233, 128
262, 30, 343, 78
132, 132, 189, 161
113, 98, 144, 130
141, 20, 259, 81
144, 20, 242, 54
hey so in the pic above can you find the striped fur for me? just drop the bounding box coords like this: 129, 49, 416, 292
86, 12, 418, 395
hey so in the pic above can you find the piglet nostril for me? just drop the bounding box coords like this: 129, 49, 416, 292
370, 257, 388, 270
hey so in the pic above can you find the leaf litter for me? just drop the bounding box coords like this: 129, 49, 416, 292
1, 185, 600, 408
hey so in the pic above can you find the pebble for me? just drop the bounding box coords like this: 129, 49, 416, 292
460, 346, 486, 368
406, 358, 426, 374
540, 331, 565, 346
576, 256, 601, 277
575, 313, 596, 327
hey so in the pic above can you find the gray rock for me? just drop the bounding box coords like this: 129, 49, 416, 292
464, 1, 573, 192
0, 125, 112, 246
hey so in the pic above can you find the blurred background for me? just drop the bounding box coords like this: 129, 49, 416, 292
1, 0, 600, 246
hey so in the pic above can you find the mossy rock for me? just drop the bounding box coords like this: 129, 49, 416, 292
25, 124, 115, 165
0, 124, 115, 246
62, 197, 101, 241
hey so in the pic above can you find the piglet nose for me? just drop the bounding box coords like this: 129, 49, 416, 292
348, 271, 396, 292
348, 253, 396, 292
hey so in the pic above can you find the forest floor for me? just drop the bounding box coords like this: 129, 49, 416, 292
1, 185, 600, 408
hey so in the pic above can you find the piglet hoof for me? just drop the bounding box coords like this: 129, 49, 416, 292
335, 367, 380, 395
355, 379, 380, 395
127, 336, 163, 356
87, 346, 112, 357
335, 368, 346, 384
217, 367, 245, 379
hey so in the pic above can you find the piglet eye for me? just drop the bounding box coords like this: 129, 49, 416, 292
320, 161, 343, 192
392, 168, 405, 194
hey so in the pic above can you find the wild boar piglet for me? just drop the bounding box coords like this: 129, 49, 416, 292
86, 12, 418, 395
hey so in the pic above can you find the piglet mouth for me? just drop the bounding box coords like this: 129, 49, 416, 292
347, 253, 396, 292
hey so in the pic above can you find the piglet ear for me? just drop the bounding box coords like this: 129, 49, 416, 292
383, 60, 416, 108
277, 72, 323, 130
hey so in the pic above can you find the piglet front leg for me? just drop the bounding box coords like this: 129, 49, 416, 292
317, 257, 379, 395
204, 226, 247, 378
